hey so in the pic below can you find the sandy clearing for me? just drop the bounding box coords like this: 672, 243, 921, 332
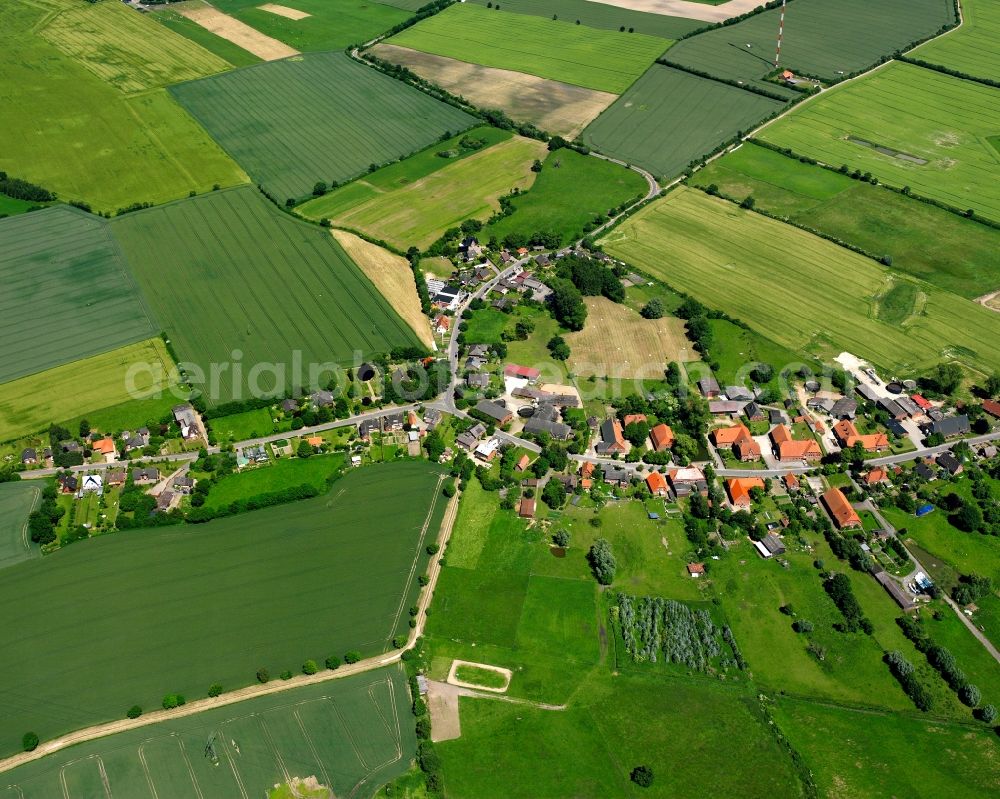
588, 0, 766, 23
566, 296, 698, 378
975, 289, 1000, 312
258, 3, 311, 20
447, 659, 513, 693
178, 6, 299, 60
332, 230, 434, 349
370, 43, 616, 139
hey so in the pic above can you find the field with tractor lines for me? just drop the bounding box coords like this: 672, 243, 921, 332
170, 51, 476, 203
40, 0, 230, 93
387, 4, 670, 93
912, 0, 1000, 82
0, 482, 40, 571
759, 62, 1000, 221
466, 0, 704, 38
583, 65, 784, 180
110, 187, 422, 406
1, 1, 248, 213
0, 206, 156, 386
0, 461, 444, 757
600, 187, 1000, 375
664, 0, 955, 95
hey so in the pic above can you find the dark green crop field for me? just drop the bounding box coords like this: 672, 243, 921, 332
665, 0, 955, 95
1, 667, 415, 799
170, 52, 477, 203
111, 187, 421, 405
582, 65, 784, 180
0, 206, 156, 384
465, 0, 704, 39
0, 461, 445, 756
0, 482, 40, 571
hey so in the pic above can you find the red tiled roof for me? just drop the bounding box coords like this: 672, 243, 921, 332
822, 488, 861, 529
649, 423, 675, 451
646, 471, 668, 494
504, 364, 541, 379
984, 399, 1000, 418
727, 477, 764, 508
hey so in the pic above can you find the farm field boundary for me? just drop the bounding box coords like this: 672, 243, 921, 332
758, 61, 1000, 222
110, 186, 423, 406
369, 43, 617, 139
0, 460, 445, 756
177, 3, 299, 61
599, 186, 1000, 375
0, 482, 41, 571
465, 0, 705, 37
170, 51, 477, 202
912, 0, 999, 83
387, 4, 671, 94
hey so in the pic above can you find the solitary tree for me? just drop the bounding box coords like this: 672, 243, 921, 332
630, 765, 654, 787
126, 706, 142, 719
640, 298, 665, 319
208, 684, 223, 697
302, 660, 319, 676
588, 538, 616, 585
22, 732, 39, 752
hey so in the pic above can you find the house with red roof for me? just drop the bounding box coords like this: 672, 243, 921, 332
649, 423, 675, 451
726, 477, 765, 509
822, 488, 861, 529
504, 364, 541, 380
832, 419, 889, 452
646, 471, 668, 496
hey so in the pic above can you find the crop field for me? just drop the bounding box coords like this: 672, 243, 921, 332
310, 136, 547, 250
111, 187, 421, 406
369, 44, 617, 139
759, 62, 1000, 222
39, 0, 229, 93
582, 65, 784, 180
664, 0, 955, 94
0, 206, 156, 385
151, 3, 264, 67
0, 338, 178, 442
466, 0, 705, 38
170, 51, 476, 202
0, 667, 415, 799
387, 4, 670, 94
331, 231, 434, 348
0, 461, 444, 754
600, 187, 1000, 375
913, 0, 1000, 82
691, 142, 1000, 298
0, 482, 40, 571
0, 2, 248, 213
565, 296, 697, 378
772, 698, 999, 798
202, 453, 346, 509
484, 148, 647, 247
209, 0, 409, 52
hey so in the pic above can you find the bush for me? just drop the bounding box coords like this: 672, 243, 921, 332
22, 732, 39, 752
302, 659, 319, 676
256, 668, 270, 683
426, 543, 440, 555
344, 650, 362, 664
587, 538, 616, 585
126, 705, 142, 719
959, 683, 981, 708
162, 694, 185, 710
630, 765, 654, 788
978, 704, 997, 724
208, 684, 223, 698
280, 670, 294, 681
326, 655, 341, 670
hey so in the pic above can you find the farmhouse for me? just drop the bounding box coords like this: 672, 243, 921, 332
596, 418, 628, 455
876, 570, 917, 611
504, 364, 540, 380
668, 467, 707, 498
914, 461, 937, 481
59, 474, 78, 494
770, 425, 821, 462
783, 473, 799, 492
709, 400, 746, 416
105, 471, 126, 487
91, 437, 117, 461
863, 468, 890, 486
649, 423, 674, 451
383, 412, 405, 432
475, 438, 501, 461
726, 386, 754, 402
434, 315, 451, 334
172, 403, 200, 439
830, 398, 858, 419
523, 417, 572, 439
515, 455, 530, 472
358, 418, 380, 440
475, 399, 513, 425
131, 467, 159, 484
822, 488, 862, 529
726, 477, 764, 509
466, 373, 489, 389
878, 397, 908, 421
698, 376, 721, 398
518, 498, 536, 518
122, 427, 150, 452
982, 399, 1000, 419
712, 422, 760, 462
623, 413, 647, 426
744, 403, 766, 423
832, 419, 889, 452
602, 466, 629, 487
926, 415, 970, 439
645, 471, 669, 497
936, 451, 963, 476
20, 448, 36, 465
687, 562, 705, 577
456, 422, 487, 451
173, 475, 195, 493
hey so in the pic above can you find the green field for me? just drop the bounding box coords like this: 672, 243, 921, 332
301, 134, 547, 249
299, 126, 512, 221
885, 506, 1000, 585
211, 0, 409, 51
151, 4, 264, 68
0, 338, 178, 442
0, 206, 156, 385
0, 667, 415, 799
110, 187, 421, 406
465, 0, 704, 38
772, 697, 999, 798
690, 142, 1000, 298
665, 0, 955, 95
600, 187, 1000, 375
0, 482, 40, 571
40, 0, 229, 93
760, 62, 1000, 221
484, 148, 647, 246
582, 65, 784, 180
206, 407, 281, 443
0, 1, 248, 213
913, 0, 1000, 82
203, 453, 346, 509
170, 51, 476, 202
0, 195, 48, 218
0, 461, 444, 755
388, 4, 670, 93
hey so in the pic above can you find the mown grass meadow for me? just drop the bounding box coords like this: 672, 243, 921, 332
0, 461, 443, 755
